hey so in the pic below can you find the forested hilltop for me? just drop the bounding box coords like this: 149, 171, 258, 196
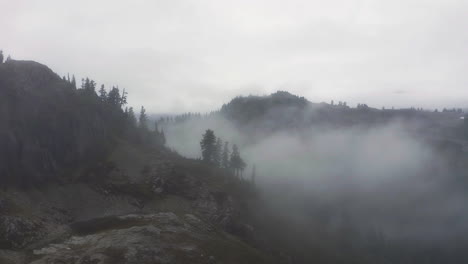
0, 58, 165, 187
159, 91, 468, 264
0, 58, 268, 264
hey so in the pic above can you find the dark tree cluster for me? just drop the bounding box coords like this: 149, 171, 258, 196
356, 103, 369, 110
156, 112, 208, 125
200, 129, 246, 177
442, 108, 463, 113
330, 100, 348, 107
134, 106, 166, 146
0, 59, 164, 187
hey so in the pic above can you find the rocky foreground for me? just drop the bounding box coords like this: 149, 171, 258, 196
0, 144, 273, 264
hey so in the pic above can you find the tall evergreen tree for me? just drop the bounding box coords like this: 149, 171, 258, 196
98, 84, 107, 101
71, 75, 76, 89
127, 107, 137, 127
0, 50, 3, 63
107, 87, 121, 107
139, 106, 148, 130
81, 78, 96, 95
230, 144, 246, 177
200, 129, 216, 163
120, 88, 128, 107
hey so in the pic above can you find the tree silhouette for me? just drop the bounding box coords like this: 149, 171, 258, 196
200, 129, 216, 163
81, 78, 96, 95
139, 106, 148, 131
98, 85, 107, 101
120, 88, 128, 107
0, 50, 3, 63
230, 144, 246, 178
107, 86, 121, 106
71, 75, 76, 89
127, 107, 137, 128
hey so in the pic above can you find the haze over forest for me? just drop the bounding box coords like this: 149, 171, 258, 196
1, 0, 468, 264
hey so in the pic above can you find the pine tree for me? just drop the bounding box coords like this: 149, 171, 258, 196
120, 88, 128, 107
127, 107, 137, 127
71, 75, 76, 89
82, 78, 96, 95
0, 50, 3, 63
139, 106, 148, 131
200, 129, 216, 163
98, 85, 107, 101
230, 144, 246, 177
107, 87, 121, 106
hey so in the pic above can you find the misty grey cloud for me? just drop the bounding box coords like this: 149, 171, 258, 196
2, 0, 468, 112
393, 90, 407, 94
162, 113, 468, 242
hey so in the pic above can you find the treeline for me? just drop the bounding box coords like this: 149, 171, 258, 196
157, 112, 217, 124
199, 129, 247, 178
0, 57, 165, 187
64, 76, 167, 146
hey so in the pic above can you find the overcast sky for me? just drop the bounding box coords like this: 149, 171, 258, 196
2, 0, 467, 113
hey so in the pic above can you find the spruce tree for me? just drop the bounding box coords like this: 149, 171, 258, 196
71, 75, 76, 89
139, 106, 148, 131
120, 88, 128, 107
107, 87, 121, 107
127, 107, 137, 127
98, 85, 107, 101
0, 50, 3, 63
200, 129, 216, 163
230, 144, 246, 177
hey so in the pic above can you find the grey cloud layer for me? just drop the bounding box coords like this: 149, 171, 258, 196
2, 0, 467, 112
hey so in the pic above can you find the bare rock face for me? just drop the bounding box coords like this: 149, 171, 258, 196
30, 213, 268, 264
148, 163, 256, 243
0, 216, 43, 249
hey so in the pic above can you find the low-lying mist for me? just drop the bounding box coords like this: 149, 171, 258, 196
162, 113, 468, 247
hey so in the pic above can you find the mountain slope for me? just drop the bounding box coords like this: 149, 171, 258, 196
0, 60, 127, 186
0, 60, 276, 264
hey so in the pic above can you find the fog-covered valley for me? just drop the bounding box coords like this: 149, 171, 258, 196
160, 92, 468, 262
